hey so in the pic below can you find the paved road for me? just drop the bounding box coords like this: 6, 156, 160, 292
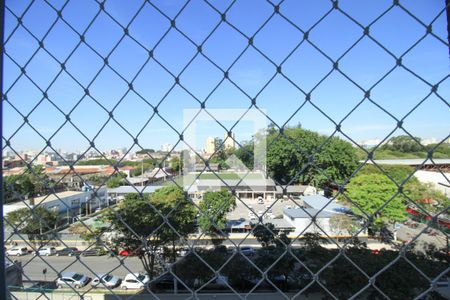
9, 255, 144, 282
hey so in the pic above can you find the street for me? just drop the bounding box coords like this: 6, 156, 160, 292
9, 255, 144, 282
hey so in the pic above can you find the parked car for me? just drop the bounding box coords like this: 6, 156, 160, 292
81, 247, 107, 256
56, 247, 80, 257
150, 273, 187, 291
121, 273, 150, 290
6, 247, 28, 256
91, 273, 121, 288
118, 249, 141, 257
34, 247, 56, 256
177, 247, 190, 257
56, 272, 90, 288
239, 246, 255, 256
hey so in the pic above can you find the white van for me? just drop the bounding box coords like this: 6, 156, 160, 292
6, 247, 28, 256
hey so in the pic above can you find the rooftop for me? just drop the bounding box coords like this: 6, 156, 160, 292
107, 185, 164, 194
283, 208, 335, 219
301, 195, 350, 213
33, 191, 87, 205
365, 159, 450, 166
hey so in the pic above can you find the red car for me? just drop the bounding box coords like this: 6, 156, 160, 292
118, 249, 141, 256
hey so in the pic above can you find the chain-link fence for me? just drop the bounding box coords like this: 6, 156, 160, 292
2, 0, 450, 299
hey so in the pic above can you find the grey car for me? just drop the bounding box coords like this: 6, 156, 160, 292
56, 272, 90, 289
91, 273, 121, 288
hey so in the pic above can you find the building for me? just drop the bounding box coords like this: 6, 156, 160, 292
3, 189, 108, 220
107, 185, 165, 200
283, 208, 335, 235
161, 144, 173, 152
205, 137, 215, 155
187, 177, 317, 200
35, 154, 53, 166
413, 170, 450, 196
283, 195, 365, 238
224, 132, 236, 149
301, 195, 350, 213
44, 165, 135, 189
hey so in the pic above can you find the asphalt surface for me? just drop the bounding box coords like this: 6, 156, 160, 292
395, 221, 448, 250
9, 255, 144, 282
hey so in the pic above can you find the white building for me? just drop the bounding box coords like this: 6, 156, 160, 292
414, 170, 450, 197
283, 195, 357, 237
205, 137, 215, 155
161, 144, 173, 152
283, 208, 335, 235
3, 189, 108, 218
224, 132, 236, 149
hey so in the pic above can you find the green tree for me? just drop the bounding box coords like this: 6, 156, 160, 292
252, 223, 290, 249
357, 164, 416, 185
106, 172, 126, 188
233, 141, 254, 169
345, 173, 407, 232
265, 126, 358, 187
383, 135, 423, 153
404, 181, 449, 213
198, 190, 236, 238
253, 223, 276, 248
3, 166, 51, 203
136, 149, 155, 155
151, 186, 196, 262
329, 214, 359, 236
6, 207, 60, 246
105, 187, 196, 278
171, 156, 181, 173
302, 232, 323, 250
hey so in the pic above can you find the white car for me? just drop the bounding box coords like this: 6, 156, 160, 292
35, 247, 56, 256
91, 273, 121, 288
121, 273, 150, 290
6, 247, 28, 256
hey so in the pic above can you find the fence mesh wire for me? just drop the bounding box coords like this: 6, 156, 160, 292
2, 0, 450, 299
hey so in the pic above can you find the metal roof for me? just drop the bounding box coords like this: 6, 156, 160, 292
276, 185, 311, 193
283, 208, 335, 219
107, 185, 164, 194
365, 159, 450, 166
301, 195, 350, 213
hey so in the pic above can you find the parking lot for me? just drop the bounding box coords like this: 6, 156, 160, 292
227, 196, 301, 223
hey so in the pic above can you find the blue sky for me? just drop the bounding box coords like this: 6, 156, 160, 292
3, 0, 450, 153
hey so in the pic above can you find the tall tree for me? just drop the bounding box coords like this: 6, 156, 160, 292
3, 166, 51, 203
382, 135, 423, 153
151, 186, 196, 262
344, 173, 407, 233
265, 126, 358, 187
105, 187, 196, 278
6, 207, 60, 246
198, 190, 236, 238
